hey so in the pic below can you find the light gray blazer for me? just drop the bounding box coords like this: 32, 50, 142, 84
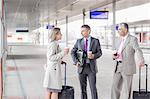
115, 34, 144, 75
43, 41, 65, 90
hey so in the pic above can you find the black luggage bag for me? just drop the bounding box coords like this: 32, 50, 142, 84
59, 61, 74, 99
133, 64, 150, 99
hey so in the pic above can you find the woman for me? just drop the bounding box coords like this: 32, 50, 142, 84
43, 28, 69, 99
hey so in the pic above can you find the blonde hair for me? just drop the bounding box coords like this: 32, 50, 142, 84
49, 28, 60, 42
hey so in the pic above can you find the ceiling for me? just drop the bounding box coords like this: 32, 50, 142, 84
4, 0, 150, 33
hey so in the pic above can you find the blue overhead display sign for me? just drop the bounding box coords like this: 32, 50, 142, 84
90, 11, 109, 19
46, 25, 54, 29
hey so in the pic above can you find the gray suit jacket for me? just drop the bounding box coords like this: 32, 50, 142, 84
114, 34, 144, 75
71, 37, 102, 73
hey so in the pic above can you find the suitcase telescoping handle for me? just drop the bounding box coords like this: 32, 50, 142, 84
139, 64, 148, 93
61, 61, 67, 86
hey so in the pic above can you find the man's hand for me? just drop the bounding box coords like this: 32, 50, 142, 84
112, 54, 119, 60
88, 54, 94, 59
139, 59, 145, 68
76, 62, 81, 67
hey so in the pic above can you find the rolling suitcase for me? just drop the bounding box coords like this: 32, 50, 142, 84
133, 64, 150, 99
59, 61, 74, 99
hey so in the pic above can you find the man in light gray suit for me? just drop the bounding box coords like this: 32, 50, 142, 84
111, 23, 145, 99
71, 25, 102, 99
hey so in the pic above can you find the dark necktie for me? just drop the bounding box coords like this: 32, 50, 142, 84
83, 39, 88, 64
84, 39, 88, 52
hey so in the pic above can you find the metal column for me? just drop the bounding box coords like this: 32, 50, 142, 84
112, 0, 116, 50
66, 16, 68, 47
82, 8, 86, 25
55, 20, 57, 27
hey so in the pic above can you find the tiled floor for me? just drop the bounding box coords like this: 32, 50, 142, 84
3, 44, 150, 99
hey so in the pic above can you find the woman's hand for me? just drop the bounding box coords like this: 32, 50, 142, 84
64, 47, 69, 55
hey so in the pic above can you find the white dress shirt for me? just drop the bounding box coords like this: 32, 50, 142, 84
117, 34, 129, 61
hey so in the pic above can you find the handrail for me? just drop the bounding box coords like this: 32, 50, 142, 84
0, 49, 7, 99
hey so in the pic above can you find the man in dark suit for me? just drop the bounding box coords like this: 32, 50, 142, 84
71, 25, 102, 99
